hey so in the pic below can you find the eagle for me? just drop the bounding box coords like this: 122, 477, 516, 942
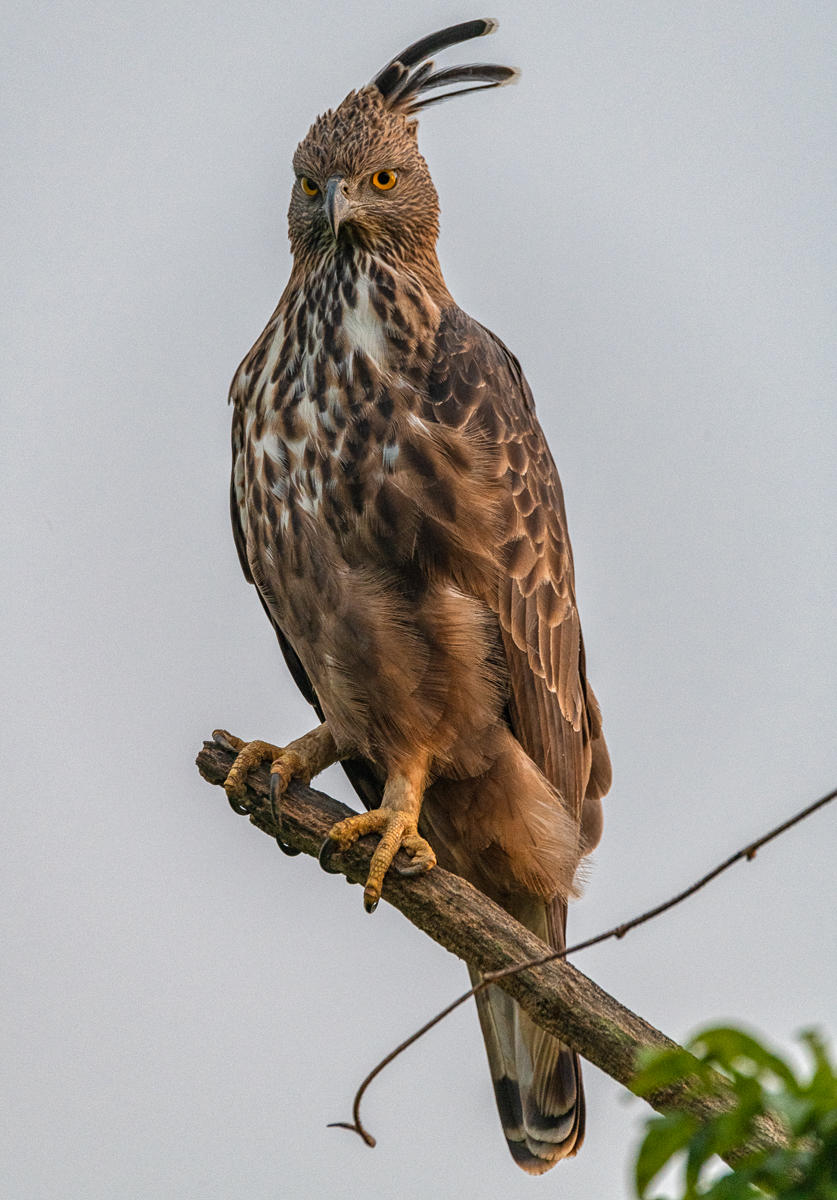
219, 18, 611, 1174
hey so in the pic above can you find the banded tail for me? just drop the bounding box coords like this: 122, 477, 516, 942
470, 898, 584, 1173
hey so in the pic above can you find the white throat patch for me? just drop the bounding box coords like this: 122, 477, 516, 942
340, 278, 388, 365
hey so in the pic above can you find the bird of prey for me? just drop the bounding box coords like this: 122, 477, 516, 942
219, 18, 611, 1174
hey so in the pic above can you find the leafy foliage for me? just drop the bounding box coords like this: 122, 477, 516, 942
631, 1027, 837, 1199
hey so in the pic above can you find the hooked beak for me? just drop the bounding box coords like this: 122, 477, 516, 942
324, 176, 352, 239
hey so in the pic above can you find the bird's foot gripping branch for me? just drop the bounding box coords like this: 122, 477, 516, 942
196, 732, 796, 1170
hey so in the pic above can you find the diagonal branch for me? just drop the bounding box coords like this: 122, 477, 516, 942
196, 735, 795, 1167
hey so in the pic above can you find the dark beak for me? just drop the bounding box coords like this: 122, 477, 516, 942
324, 176, 352, 239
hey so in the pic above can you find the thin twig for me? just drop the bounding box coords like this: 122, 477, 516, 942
332, 785, 836, 1148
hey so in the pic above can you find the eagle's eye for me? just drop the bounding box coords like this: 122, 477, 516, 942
371, 169, 397, 191
299, 176, 319, 196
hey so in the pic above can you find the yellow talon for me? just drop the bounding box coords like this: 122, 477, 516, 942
219, 735, 283, 802
322, 805, 436, 912
213, 723, 339, 815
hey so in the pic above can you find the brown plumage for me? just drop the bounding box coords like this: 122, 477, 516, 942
224, 18, 611, 1174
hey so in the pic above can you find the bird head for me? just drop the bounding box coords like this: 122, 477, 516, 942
287, 18, 518, 268
289, 88, 440, 263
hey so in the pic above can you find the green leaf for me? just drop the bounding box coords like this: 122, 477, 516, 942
633, 1047, 707, 1098
701, 1169, 763, 1199
632, 1026, 837, 1199
684, 1121, 716, 1194
689, 1027, 796, 1087
635, 1112, 701, 1196
769, 1091, 812, 1133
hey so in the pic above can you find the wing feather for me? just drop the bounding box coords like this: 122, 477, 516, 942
423, 307, 611, 826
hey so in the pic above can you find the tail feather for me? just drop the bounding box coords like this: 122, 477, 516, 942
469, 898, 584, 1173
420, 749, 586, 1173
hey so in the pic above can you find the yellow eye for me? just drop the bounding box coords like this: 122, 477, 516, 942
371, 169, 397, 191
299, 176, 319, 196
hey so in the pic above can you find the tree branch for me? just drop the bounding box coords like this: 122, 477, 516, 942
196, 735, 789, 1167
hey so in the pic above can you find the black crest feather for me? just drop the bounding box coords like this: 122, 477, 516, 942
371, 18, 519, 114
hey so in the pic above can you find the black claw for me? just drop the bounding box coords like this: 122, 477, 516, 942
276, 835, 301, 856
364, 894, 379, 914
268, 774, 301, 855
269, 772, 284, 805
227, 794, 249, 815
318, 836, 343, 874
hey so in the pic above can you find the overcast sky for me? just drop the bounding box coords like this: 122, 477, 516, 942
3, 3, 835, 1197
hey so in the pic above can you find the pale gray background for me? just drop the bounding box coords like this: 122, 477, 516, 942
3, 3, 835, 1198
